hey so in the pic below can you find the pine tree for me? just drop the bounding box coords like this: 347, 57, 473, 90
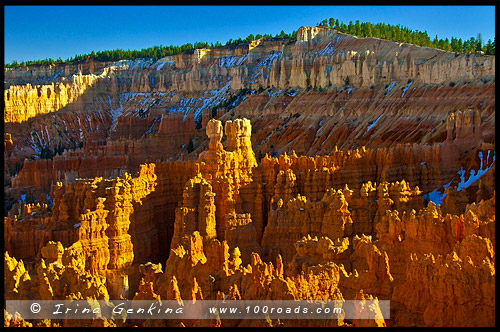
347, 21, 354, 34
475, 33, 483, 52
432, 35, 439, 47
450, 37, 459, 53
458, 38, 464, 53
355, 20, 361, 35
365, 22, 373, 37
187, 138, 194, 153
485, 39, 494, 55
344, 76, 350, 86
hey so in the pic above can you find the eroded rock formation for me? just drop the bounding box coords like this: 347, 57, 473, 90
4, 25, 495, 328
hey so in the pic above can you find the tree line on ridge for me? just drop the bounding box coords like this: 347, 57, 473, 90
5, 18, 494, 68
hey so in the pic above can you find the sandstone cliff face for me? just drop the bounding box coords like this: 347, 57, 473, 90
170, 174, 217, 250
5, 26, 494, 152
198, 118, 257, 239
136, 230, 350, 327
261, 188, 352, 263
374, 194, 495, 326
4, 27, 494, 219
10, 152, 129, 189
4, 24, 495, 328
5, 28, 495, 96
5, 164, 156, 275
129, 161, 200, 264
4, 117, 495, 326
224, 213, 261, 265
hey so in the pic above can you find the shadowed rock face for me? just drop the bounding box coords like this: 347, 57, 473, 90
3, 26, 495, 327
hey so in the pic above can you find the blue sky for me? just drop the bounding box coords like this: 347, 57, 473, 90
4, 5, 496, 64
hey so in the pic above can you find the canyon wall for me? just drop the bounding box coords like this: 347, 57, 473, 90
5, 117, 495, 327
4, 25, 495, 327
